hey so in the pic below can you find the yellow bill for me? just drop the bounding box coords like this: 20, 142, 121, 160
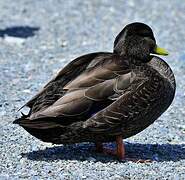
153, 45, 169, 56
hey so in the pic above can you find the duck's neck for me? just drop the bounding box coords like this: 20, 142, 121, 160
114, 50, 152, 66
118, 54, 151, 67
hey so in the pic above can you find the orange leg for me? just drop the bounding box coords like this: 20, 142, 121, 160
95, 136, 151, 163
95, 135, 125, 160
116, 135, 125, 160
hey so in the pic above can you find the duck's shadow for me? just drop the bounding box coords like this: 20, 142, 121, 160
22, 142, 185, 163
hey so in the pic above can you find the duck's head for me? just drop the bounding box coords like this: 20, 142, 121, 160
114, 22, 168, 62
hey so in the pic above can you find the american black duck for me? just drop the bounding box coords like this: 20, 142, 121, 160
14, 22, 176, 161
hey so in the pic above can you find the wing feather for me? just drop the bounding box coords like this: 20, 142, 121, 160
21, 52, 112, 111
83, 79, 149, 134
17, 52, 136, 130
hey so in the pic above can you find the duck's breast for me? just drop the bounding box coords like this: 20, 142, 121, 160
119, 58, 176, 139
148, 56, 176, 93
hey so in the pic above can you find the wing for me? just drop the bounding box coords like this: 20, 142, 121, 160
26, 55, 134, 121
82, 77, 150, 135
21, 52, 112, 112
16, 53, 135, 130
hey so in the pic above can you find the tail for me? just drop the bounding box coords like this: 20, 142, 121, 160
13, 115, 88, 144
13, 112, 29, 124
13, 113, 62, 129
13, 113, 67, 143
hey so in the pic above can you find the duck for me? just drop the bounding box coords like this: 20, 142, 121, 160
14, 22, 176, 161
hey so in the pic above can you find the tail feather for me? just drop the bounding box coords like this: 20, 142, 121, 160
13, 116, 26, 124
13, 111, 30, 124
13, 114, 62, 129
13, 114, 86, 144
13, 115, 68, 143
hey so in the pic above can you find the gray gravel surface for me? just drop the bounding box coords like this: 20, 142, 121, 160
0, 0, 185, 179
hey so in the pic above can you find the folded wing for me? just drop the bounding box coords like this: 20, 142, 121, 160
15, 53, 135, 130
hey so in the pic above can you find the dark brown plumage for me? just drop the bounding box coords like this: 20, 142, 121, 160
14, 22, 176, 161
